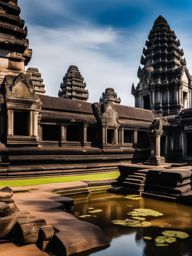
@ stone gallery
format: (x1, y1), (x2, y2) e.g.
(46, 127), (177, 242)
(1, 1), (192, 256)
(0, 2), (192, 177)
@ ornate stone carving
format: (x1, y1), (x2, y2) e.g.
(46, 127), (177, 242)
(0, 0), (32, 85)
(27, 68), (46, 95)
(58, 65), (89, 101)
(133, 15), (192, 115)
(100, 88), (121, 104)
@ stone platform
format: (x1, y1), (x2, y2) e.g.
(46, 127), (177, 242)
(110, 163), (192, 203)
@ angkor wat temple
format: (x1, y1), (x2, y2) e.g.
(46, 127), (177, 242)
(0, 0), (192, 178)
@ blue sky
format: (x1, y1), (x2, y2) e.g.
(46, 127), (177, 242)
(19, 0), (192, 105)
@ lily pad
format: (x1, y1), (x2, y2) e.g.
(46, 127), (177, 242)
(124, 195), (142, 201)
(155, 243), (169, 247)
(162, 230), (189, 239)
(143, 236), (152, 241)
(88, 207), (94, 210)
(128, 208), (163, 217)
(88, 209), (103, 214)
(112, 218), (151, 228)
(79, 214), (92, 218)
(132, 216), (146, 221)
(155, 236), (167, 244)
(155, 236), (176, 244)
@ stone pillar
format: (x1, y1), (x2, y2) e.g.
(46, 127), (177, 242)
(83, 123), (88, 146)
(33, 111), (38, 137)
(102, 126), (106, 146)
(61, 125), (67, 145)
(155, 130), (161, 159)
(38, 125), (42, 141)
(7, 109), (14, 136)
(120, 128), (124, 146)
(114, 128), (118, 144)
(29, 111), (33, 136)
(134, 130), (138, 146)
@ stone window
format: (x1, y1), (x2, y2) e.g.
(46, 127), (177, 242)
(186, 133), (192, 156)
(143, 95), (151, 109)
(124, 130), (134, 144)
(107, 129), (115, 144)
(161, 135), (166, 156)
(14, 111), (29, 136)
(87, 126), (98, 145)
(67, 124), (82, 142)
(138, 131), (150, 147)
(42, 125), (61, 141)
(183, 91), (188, 108)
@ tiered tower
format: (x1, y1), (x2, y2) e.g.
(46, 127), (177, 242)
(132, 16), (192, 116)
(27, 68), (46, 95)
(58, 65), (89, 101)
(100, 88), (121, 104)
(0, 0), (32, 85)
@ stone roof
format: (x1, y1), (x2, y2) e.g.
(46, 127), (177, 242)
(40, 95), (156, 122)
(115, 105), (156, 122)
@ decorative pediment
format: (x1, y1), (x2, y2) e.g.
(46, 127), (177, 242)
(2, 73), (34, 99)
(92, 101), (119, 127)
(12, 81), (32, 98)
(102, 103), (119, 128)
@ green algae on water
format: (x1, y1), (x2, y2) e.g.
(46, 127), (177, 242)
(143, 236), (152, 241)
(79, 214), (92, 218)
(162, 230), (189, 239)
(132, 216), (146, 221)
(124, 195), (142, 201)
(88, 209), (103, 214)
(112, 218), (151, 228)
(128, 208), (163, 217)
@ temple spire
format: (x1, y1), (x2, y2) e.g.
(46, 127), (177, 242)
(133, 15), (192, 116)
(58, 65), (89, 101)
(0, 0), (32, 85)
(27, 68), (46, 95)
(100, 88), (121, 104)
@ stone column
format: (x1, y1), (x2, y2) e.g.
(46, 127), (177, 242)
(134, 130), (138, 146)
(38, 125), (42, 141)
(61, 125), (67, 145)
(29, 111), (33, 137)
(155, 130), (161, 159)
(120, 128), (124, 146)
(114, 128), (118, 144)
(83, 123), (88, 146)
(7, 109), (14, 136)
(102, 126), (106, 146)
(33, 111), (38, 137)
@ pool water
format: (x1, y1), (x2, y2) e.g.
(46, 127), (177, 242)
(71, 193), (192, 256)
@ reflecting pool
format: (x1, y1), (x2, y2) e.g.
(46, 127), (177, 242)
(71, 193), (192, 256)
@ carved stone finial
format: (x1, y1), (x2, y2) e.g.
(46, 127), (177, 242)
(58, 65), (89, 101)
(100, 88), (121, 104)
(27, 68), (46, 95)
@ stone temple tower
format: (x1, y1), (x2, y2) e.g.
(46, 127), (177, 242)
(58, 65), (89, 101)
(132, 16), (192, 116)
(0, 0), (32, 85)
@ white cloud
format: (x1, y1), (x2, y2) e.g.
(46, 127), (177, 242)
(26, 24), (144, 106)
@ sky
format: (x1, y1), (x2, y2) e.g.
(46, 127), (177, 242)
(19, 0), (192, 106)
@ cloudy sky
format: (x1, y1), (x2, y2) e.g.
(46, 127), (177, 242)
(19, 0), (192, 105)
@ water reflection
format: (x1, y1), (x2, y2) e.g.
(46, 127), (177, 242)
(72, 193), (192, 256)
